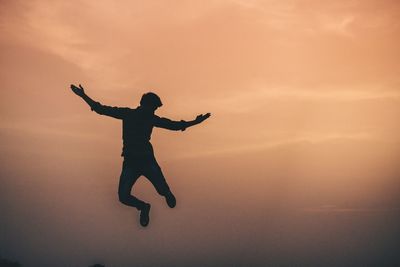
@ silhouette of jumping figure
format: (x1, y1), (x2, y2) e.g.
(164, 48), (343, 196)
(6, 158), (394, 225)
(70, 84), (211, 227)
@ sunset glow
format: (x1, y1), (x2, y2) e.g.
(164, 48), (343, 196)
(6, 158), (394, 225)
(1, 1), (399, 266)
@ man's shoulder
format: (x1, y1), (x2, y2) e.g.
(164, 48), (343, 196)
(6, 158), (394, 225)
(116, 107), (135, 119)
(119, 107), (137, 113)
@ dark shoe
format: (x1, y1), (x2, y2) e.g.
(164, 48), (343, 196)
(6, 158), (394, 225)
(165, 192), (176, 208)
(139, 203), (151, 227)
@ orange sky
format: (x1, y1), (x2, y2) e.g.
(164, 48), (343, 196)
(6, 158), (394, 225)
(1, 1), (400, 267)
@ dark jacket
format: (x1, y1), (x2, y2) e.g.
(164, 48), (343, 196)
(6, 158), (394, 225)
(91, 102), (187, 157)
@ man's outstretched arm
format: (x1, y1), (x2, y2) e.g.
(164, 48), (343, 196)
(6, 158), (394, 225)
(70, 84), (129, 119)
(154, 113), (211, 131)
(70, 84), (99, 110)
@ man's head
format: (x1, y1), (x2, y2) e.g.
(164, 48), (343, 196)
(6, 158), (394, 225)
(140, 92), (162, 112)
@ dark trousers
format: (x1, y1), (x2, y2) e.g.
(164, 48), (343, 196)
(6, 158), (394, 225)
(118, 154), (171, 210)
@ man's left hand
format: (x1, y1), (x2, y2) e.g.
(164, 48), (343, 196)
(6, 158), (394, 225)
(195, 113), (211, 123)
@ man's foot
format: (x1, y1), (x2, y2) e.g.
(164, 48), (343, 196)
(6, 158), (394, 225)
(165, 192), (176, 208)
(139, 203), (151, 227)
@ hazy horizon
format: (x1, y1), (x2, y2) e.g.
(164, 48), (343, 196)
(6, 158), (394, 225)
(1, 0), (399, 266)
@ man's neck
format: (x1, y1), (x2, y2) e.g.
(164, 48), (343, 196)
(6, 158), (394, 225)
(138, 106), (155, 115)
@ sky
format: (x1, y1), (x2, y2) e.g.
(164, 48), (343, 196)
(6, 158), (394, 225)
(0, 0), (399, 266)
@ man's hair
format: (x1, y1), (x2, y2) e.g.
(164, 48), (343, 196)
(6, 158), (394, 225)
(140, 92), (163, 108)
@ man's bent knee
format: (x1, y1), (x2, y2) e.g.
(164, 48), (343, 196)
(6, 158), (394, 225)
(118, 190), (132, 205)
(118, 191), (145, 210)
(118, 192), (129, 205)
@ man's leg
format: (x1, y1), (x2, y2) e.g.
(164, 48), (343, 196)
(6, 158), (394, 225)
(118, 161), (151, 227)
(143, 160), (176, 208)
(118, 162), (146, 209)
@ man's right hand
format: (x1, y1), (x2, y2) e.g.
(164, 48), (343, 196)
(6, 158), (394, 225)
(70, 84), (85, 97)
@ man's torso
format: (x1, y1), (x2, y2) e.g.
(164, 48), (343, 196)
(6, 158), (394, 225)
(122, 108), (156, 157)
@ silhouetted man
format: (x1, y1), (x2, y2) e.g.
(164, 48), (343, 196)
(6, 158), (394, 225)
(70, 84), (211, 227)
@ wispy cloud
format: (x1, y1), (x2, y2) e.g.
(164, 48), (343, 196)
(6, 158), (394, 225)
(176, 132), (375, 159)
(318, 14), (356, 37)
(203, 86), (400, 114)
(302, 204), (400, 213)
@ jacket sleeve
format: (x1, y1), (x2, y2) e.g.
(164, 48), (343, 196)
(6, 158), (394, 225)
(91, 102), (130, 119)
(153, 115), (188, 131)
